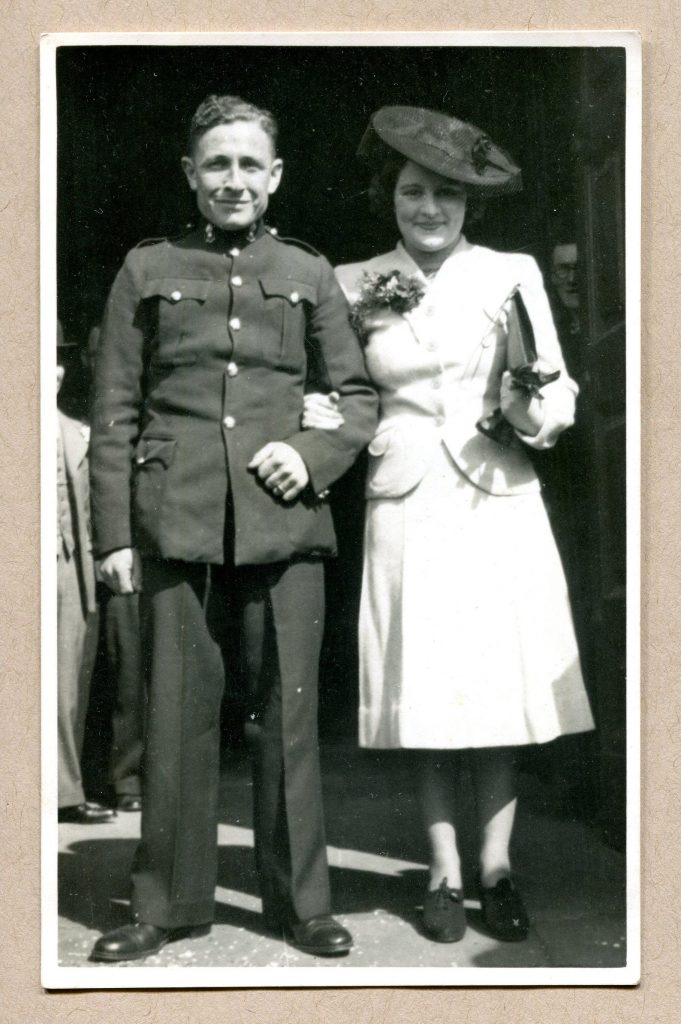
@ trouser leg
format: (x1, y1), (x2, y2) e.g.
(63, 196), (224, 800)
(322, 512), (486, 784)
(104, 591), (145, 797)
(58, 553), (98, 808)
(131, 560), (230, 929)
(240, 559), (331, 925)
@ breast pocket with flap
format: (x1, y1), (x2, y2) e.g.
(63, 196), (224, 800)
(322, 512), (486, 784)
(258, 277), (316, 368)
(142, 278), (212, 365)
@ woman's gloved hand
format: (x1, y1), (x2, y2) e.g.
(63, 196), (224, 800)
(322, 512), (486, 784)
(301, 391), (345, 430)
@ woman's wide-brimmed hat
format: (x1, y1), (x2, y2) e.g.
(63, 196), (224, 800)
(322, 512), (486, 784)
(358, 106), (522, 197)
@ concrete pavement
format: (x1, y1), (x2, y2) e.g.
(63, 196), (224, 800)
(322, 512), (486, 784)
(56, 741), (627, 971)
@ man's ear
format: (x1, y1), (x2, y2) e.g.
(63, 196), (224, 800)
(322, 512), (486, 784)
(181, 155), (197, 192)
(268, 158), (284, 196)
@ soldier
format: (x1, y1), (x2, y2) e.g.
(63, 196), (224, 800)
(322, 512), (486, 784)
(89, 95), (378, 961)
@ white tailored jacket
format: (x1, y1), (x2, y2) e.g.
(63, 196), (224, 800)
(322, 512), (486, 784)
(335, 237), (578, 499)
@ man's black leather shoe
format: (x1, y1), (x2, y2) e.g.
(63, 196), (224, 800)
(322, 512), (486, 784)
(117, 794), (142, 812)
(283, 915), (353, 956)
(58, 802), (116, 824)
(90, 922), (211, 962)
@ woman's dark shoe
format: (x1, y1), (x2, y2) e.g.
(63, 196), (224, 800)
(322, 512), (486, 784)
(422, 878), (466, 942)
(478, 876), (530, 942)
(90, 922), (211, 961)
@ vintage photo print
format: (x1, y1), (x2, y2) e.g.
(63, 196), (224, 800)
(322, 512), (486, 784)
(41, 31), (640, 989)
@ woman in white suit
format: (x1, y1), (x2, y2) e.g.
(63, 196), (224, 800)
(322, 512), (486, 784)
(305, 107), (595, 943)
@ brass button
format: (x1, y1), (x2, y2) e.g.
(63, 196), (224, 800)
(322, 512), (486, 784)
(431, 378), (442, 390)
(290, 291), (300, 304)
(170, 290), (182, 302)
(232, 275), (243, 287)
(223, 416), (236, 429)
(136, 456), (146, 464)
(227, 362), (238, 378)
(229, 247), (240, 257)
(229, 317), (241, 330)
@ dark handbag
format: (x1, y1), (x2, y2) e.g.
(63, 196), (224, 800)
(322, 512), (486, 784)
(476, 288), (560, 447)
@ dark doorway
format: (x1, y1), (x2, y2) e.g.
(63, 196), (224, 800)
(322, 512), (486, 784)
(57, 45), (589, 335)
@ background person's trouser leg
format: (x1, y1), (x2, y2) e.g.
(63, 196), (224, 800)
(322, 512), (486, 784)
(104, 591), (145, 798)
(58, 552), (98, 808)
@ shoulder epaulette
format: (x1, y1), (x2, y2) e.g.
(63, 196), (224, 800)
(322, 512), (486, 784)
(135, 223), (195, 249)
(266, 225), (321, 257)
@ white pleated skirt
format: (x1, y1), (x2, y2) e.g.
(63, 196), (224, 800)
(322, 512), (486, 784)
(358, 442), (595, 749)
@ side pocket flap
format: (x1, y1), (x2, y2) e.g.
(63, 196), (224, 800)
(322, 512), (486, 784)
(134, 437), (177, 468)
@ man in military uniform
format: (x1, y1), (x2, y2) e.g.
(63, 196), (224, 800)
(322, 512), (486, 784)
(89, 95), (378, 961)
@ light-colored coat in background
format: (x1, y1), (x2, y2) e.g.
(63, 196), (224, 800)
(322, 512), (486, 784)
(58, 411), (98, 807)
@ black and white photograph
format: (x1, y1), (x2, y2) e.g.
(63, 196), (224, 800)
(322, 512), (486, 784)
(41, 31), (640, 988)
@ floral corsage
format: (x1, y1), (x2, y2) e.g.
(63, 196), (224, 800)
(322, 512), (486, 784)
(350, 270), (426, 344)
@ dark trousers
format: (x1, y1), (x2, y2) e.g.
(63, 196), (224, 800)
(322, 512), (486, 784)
(131, 557), (331, 930)
(101, 590), (145, 797)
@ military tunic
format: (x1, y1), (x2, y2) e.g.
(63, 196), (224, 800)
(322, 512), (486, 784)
(91, 221), (377, 565)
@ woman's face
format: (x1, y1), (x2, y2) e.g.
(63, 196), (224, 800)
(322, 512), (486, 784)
(394, 161), (467, 258)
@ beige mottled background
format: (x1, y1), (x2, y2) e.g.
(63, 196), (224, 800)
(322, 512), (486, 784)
(1, 3), (676, 1021)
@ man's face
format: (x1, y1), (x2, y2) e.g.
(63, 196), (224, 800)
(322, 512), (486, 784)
(551, 242), (579, 311)
(181, 121), (283, 232)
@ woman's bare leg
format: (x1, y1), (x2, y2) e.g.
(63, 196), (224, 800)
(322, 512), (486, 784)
(419, 752), (462, 890)
(472, 747), (517, 887)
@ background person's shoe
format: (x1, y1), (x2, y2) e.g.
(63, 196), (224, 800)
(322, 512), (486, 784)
(283, 915), (353, 956)
(478, 876), (530, 942)
(90, 922), (211, 961)
(58, 802), (116, 824)
(117, 794), (142, 812)
(422, 877), (466, 942)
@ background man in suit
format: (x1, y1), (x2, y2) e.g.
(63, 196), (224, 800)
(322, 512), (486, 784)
(89, 95), (377, 961)
(57, 325), (116, 824)
(82, 325), (145, 815)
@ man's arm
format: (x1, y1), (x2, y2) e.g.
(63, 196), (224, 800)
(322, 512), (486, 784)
(280, 257), (379, 496)
(90, 252), (146, 558)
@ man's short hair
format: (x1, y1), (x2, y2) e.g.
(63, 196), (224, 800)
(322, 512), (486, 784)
(188, 95), (279, 155)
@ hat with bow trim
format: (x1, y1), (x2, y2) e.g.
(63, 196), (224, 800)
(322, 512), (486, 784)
(357, 106), (522, 197)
